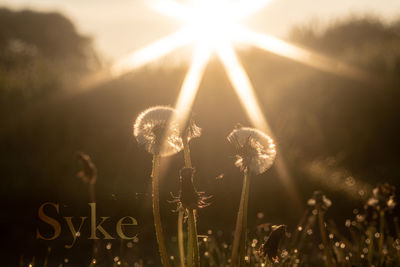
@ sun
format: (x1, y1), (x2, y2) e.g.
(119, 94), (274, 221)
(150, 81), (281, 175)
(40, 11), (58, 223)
(157, 0), (241, 48)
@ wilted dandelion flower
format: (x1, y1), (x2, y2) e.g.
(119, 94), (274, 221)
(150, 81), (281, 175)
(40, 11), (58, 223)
(182, 117), (202, 142)
(170, 167), (211, 211)
(134, 106), (183, 156)
(227, 127), (276, 175)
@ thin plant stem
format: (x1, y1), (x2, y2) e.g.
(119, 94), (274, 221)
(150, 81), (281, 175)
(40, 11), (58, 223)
(89, 182), (98, 260)
(239, 171), (251, 266)
(318, 210), (334, 267)
(183, 137), (200, 267)
(43, 247), (51, 267)
(379, 210), (385, 263)
(188, 209), (200, 267)
(231, 170), (250, 266)
(181, 137), (191, 267)
(178, 209), (186, 267)
(187, 215), (194, 267)
(152, 154), (170, 267)
(183, 138), (192, 168)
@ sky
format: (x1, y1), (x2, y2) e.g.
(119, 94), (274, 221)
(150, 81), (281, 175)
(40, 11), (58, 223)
(1, 0), (399, 61)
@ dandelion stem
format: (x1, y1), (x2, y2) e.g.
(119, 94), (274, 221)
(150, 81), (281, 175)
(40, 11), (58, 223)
(183, 136), (199, 266)
(231, 170), (250, 266)
(318, 210), (334, 267)
(89, 182), (98, 260)
(178, 209), (186, 267)
(239, 171), (250, 266)
(152, 154), (170, 267)
(188, 209), (200, 267)
(378, 210), (385, 262)
(187, 214), (194, 267)
(183, 138), (192, 168)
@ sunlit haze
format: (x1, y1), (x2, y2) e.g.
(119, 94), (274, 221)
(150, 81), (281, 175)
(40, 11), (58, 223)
(1, 0), (399, 60)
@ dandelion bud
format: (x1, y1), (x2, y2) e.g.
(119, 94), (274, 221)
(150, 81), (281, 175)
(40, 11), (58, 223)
(133, 106), (184, 156)
(227, 127), (276, 175)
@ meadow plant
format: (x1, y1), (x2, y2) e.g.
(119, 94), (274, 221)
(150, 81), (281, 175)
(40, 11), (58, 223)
(227, 127), (276, 266)
(180, 118), (203, 267)
(134, 106), (185, 267)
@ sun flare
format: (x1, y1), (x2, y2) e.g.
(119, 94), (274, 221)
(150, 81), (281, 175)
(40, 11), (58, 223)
(112, 0), (367, 131)
(111, 0), (369, 205)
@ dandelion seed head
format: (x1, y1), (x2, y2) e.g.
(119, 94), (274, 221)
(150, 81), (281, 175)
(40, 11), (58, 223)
(134, 106), (183, 156)
(227, 127), (276, 175)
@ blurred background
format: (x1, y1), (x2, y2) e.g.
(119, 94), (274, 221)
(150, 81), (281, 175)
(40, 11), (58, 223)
(0, 0), (400, 265)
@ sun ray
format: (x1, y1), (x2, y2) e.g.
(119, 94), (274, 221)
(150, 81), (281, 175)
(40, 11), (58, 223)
(174, 43), (212, 131)
(238, 27), (371, 81)
(111, 27), (194, 77)
(216, 42), (270, 134)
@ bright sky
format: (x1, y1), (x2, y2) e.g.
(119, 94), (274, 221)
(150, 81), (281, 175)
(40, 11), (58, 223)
(1, 0), (399, 60)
